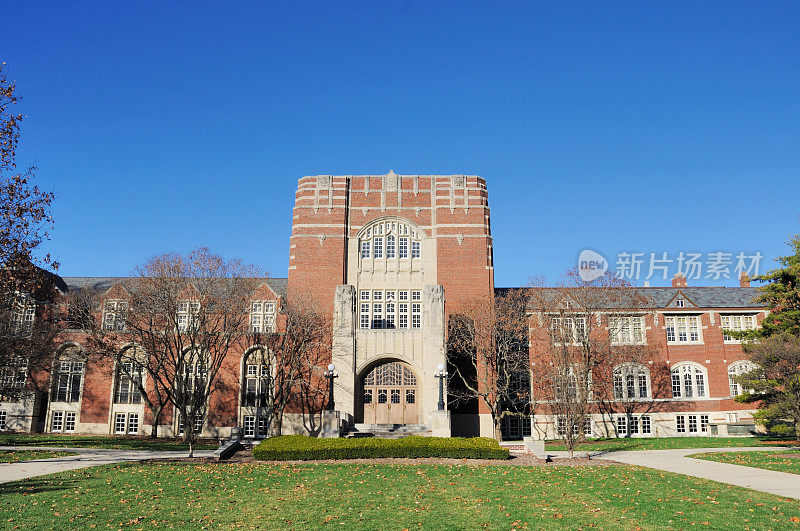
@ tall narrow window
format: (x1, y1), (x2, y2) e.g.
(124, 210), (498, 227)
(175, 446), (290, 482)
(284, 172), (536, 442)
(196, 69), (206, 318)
(53, 356), (84, 403)
(399, 237), (408, 258)
(373, 237), (383, 259)
(386, 235), (395, 258)
(411, 303), (421, 329)
(360, 241), (370, 259)
(411, 241), (421, 258)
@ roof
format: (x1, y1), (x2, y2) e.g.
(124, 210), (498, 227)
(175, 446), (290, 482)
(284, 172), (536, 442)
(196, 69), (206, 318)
(61, 277), (289, 298)
(496, 286), (765, 310)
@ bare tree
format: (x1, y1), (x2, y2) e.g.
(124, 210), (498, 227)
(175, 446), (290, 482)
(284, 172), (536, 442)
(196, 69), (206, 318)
(100, 248), (260, 456)
(448, 288), (532, 441)
(264, 298), (330, 436)
(530, 270), (644, 456)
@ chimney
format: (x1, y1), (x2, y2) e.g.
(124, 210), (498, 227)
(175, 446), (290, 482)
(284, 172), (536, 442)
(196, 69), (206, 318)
(739, 271), (751, 288)
(672, 273), (687, 288)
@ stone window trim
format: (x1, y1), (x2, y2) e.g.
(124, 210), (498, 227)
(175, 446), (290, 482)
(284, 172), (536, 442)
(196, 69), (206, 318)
(612, 363), (651, 400)
(670, 362), (709, 399)
(720, 314), (758, 342)
(608, 315), (647, 345)
(664, 315), (703, 344)
(357, 218), (424, 262)
(728, 361), (758, 397)
(249, 300), (277, 334)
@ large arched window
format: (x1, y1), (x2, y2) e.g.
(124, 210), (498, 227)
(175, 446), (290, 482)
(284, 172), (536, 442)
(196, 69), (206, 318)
(359, 219), (422, 261)
(613, 364), (650, 400)
(52, 345), (85, 403)
(728, 361), (757, 397)
(670, 363), (708, 398)
(114, 347), (145, 404)
(241, 348), (273, 438)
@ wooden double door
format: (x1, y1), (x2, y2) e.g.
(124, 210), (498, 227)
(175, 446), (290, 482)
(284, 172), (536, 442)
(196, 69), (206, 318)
(362, 361), (419, 425)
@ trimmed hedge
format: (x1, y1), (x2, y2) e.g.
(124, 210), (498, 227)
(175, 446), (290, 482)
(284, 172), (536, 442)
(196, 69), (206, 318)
(253, 435), (509, 461)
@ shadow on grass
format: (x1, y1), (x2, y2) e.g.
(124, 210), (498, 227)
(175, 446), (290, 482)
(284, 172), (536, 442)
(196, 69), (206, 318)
(0, 476), (80, 496)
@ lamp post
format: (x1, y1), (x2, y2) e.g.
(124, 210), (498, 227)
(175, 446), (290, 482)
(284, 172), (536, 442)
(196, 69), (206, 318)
(434, 363), (448, 411)
(324, 363), (338, 412)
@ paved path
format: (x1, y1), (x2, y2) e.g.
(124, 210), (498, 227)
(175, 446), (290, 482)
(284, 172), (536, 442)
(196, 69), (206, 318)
(0, 446), (216, 484)
(594, 447), (800, 500)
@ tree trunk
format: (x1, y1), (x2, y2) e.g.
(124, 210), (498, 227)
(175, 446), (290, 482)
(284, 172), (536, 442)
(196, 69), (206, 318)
(150, 404), (162, 438)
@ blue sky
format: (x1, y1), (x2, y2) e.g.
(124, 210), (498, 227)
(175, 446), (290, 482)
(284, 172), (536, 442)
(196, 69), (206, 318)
(3, 2), (799, 286)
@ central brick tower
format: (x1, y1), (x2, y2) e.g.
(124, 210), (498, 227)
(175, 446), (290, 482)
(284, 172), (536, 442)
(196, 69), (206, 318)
(287, 173), (494, 435)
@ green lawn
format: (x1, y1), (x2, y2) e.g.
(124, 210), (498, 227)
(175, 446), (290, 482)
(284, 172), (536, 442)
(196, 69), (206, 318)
(0, 433), (218, 452)
(546, 436), (794, 452)
(691, 450), (800, 475)
(1, 462), (799, 529)
(0, 450), (77, 463)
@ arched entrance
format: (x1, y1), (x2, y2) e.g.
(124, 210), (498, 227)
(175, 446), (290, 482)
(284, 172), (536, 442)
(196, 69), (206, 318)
(361, 361), (419, 425)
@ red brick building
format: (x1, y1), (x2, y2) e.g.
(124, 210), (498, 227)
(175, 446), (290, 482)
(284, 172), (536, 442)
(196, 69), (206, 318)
(0, 174), (764, 440)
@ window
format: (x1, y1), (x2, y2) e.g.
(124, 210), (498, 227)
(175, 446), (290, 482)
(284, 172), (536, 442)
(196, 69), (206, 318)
(51, 411), (64, 432)
(671, 364), (707, 398)
(53, 355), (84, 403)
(641, 415), (651, 435)
(177, 301), (200, 332)
(114, 361), (143, 404)
(612, 365), (650, 399)
(721, 315), (757, 341)
(501, 416), (532, 440)
(0, 357), (27, 394)
(629, 416), (639, 434)
(243, 350), (271, 408)
(386, 235), (395, 258)
(250, 301), (276, 333)
(728, 362), (757, 397)
(676, 298), (685, 308)
(243, 416), (255, 437)
(115, 413), (126, 434)
(665, 316), (701, 343)
(359, 290), (421, 329)
(616, 415), (627, 435)
(609, 316), (645, 344)
(0, 411), (5, 431)
(359, 220), (422, 261)
(676, 414), (707, 434)
(555, 417), (589, 439)
(10, 295), (35, 335)
(399, 237), (408, 259)
(550, 317), (587, 344)
(102, 300), (128, 331)
(177, 413), (204, 436)
(127, 413), (139, 434)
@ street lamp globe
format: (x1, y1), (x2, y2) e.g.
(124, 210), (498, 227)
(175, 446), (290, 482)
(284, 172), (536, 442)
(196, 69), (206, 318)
(328, 363), (335, 372)
(437, 363), (445, 373)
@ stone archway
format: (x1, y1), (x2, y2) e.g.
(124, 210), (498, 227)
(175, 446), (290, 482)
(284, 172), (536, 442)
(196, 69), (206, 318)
(360, 361), (419, 425)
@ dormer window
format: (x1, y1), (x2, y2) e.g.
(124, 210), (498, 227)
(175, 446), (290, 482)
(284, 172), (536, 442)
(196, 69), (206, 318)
(177, 301), (200, 332)
(103, 300), (128, 331)
(250, 301), (276, 333)
(676, 298), (685, 308)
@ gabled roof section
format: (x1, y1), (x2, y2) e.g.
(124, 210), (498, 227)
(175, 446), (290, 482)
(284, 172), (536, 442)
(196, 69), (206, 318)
(499, 286), (764, 310)
(665, 290), (698, 308)
(62, 277), (289, 298)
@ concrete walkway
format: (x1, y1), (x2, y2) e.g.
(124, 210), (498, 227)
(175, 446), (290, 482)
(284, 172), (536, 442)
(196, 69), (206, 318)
(593, 447), (800, 500)
(0, 446), (216, 484)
